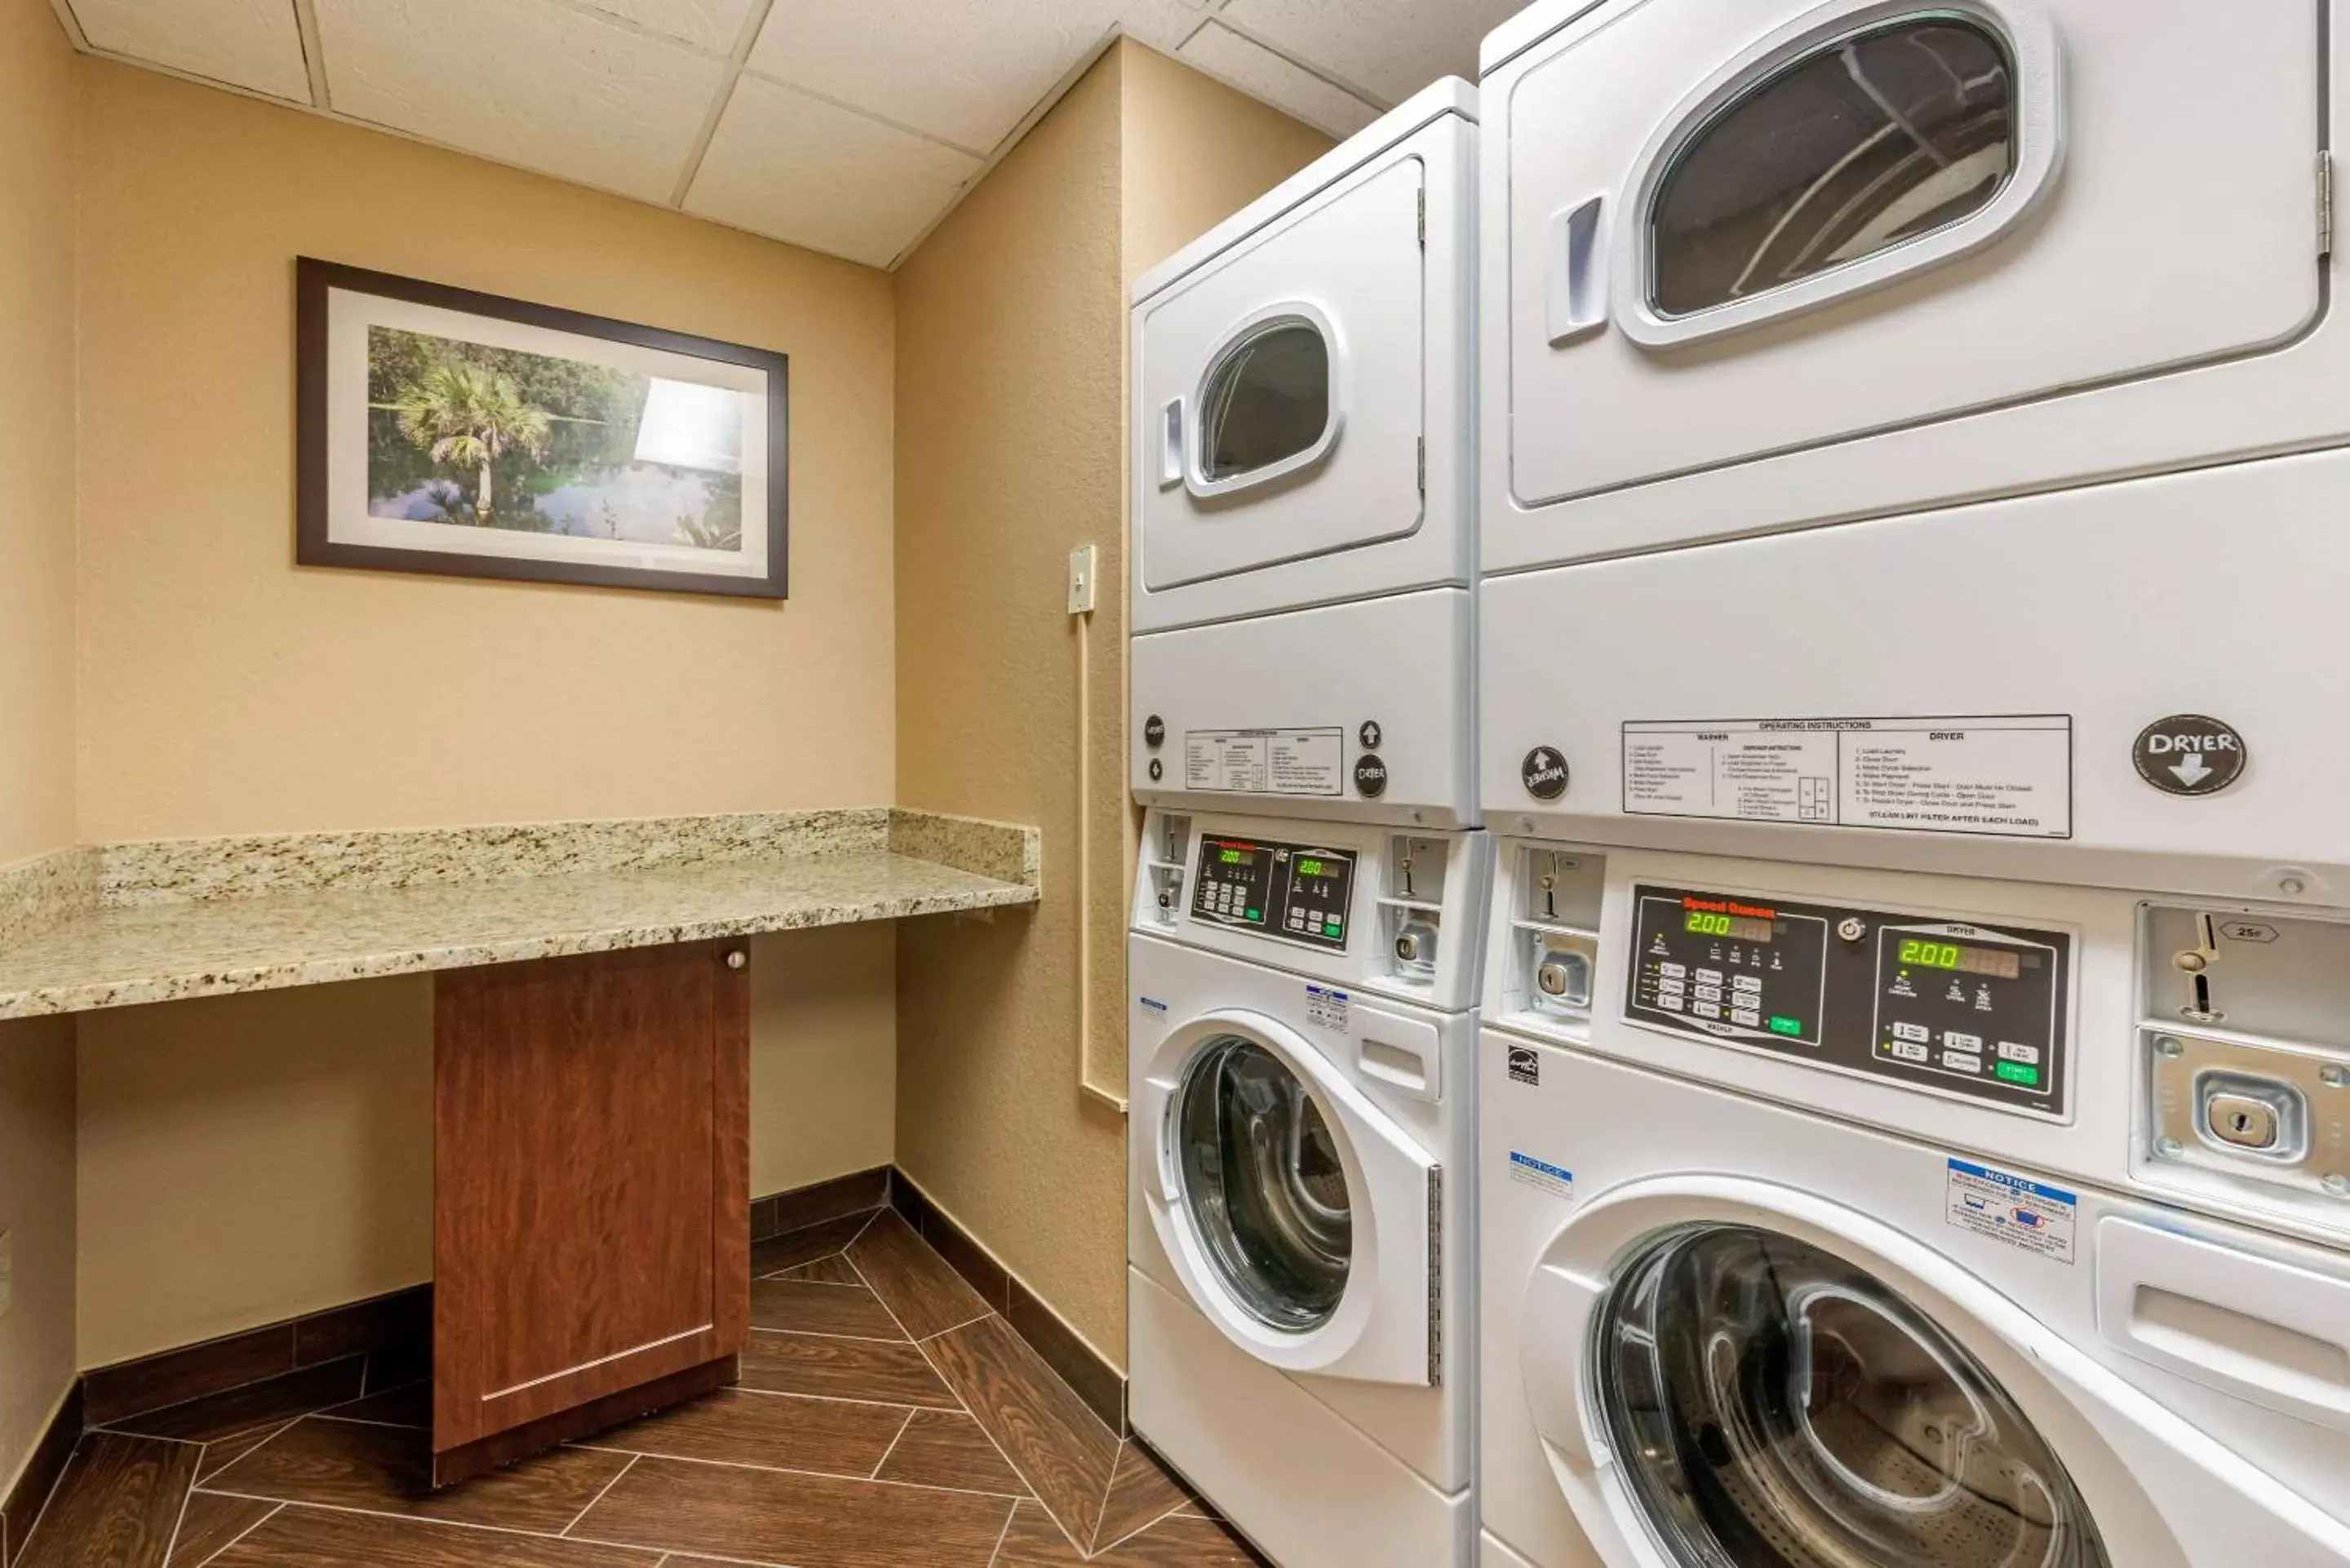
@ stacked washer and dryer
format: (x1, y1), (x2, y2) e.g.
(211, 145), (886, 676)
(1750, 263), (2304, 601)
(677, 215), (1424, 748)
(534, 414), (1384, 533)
(1123, 82), (1489, 1568)
(1471, 2), (2350, 1568)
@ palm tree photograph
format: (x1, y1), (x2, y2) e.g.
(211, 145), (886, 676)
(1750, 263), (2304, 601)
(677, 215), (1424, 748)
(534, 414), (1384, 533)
(366, 325), (746, 552)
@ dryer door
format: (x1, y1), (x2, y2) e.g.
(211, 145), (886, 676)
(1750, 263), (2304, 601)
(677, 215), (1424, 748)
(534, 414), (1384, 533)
(1514, 1176), (2350, 1568)
(1500, 0), (2321, 522)
(1137, 1010), (1438, 1385)
(1136, 156), (1427, 593)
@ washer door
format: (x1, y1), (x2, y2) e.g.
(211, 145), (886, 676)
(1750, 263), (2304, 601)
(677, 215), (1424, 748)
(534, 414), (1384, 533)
(1594, 1225), (2106, 1568)
(1137, 1009), (1439, 1384)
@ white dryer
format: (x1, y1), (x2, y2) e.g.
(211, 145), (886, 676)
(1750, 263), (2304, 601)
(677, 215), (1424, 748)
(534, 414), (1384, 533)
(1127, 809), (1488, 1568)
(1474, 0), (2350, 905)
(1474, 835), (2350, 1568)
(1130, 81), (1479, 828)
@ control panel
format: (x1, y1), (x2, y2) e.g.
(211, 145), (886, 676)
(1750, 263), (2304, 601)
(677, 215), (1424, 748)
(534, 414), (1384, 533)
(1191, 834), (1358, 952)
(1625, 884), (2071, 1115)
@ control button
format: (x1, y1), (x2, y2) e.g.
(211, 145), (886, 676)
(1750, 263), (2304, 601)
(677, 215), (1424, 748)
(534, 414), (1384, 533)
(1730, 1008), (1761, 1028)
(1659, 963), (1687, 979)
(1892, 1021), (1931, 1043)
(1767, 1016), (1803, 1036)
(1692, 1001), (1723, 1020)
(1656, 994), (1687, 1012)
(1696, 968), (1724, 986)
(1731, 975), (1762, 994)
(1998, 1041), (2041, 1065)
(1994, 1061), (2043, 1087)
(1941, 1051), (1984, 1074)
(1692, 984), (1722, 1003)
(1944, 1030), (1984, 1052)
(1890, 1040), (1931, 1063)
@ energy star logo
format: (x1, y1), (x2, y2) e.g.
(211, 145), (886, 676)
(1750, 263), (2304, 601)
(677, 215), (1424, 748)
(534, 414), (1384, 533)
(1507, 1047), (1540, 1086)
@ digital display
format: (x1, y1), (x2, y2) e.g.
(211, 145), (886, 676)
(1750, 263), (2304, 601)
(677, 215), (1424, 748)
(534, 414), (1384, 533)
(1191, 835), (1355, 952)
(1897, 938), (2022, 981)
(1218, 848), (1256, 866)
(1296, 858), (1328, 877)
(1685, 910), (1773, 943)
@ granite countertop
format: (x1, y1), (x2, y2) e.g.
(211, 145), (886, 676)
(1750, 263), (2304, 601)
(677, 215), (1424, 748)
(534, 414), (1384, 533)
(0, 809), (1040, 1021)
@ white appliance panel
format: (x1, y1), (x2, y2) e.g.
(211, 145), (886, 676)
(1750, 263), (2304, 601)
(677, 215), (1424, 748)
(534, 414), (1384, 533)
(1134, 587), (1477, 829)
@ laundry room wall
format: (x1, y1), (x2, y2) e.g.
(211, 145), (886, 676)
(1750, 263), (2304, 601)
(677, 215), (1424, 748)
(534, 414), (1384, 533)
(66, 61), (903, 1368)
(0, 0), (82, 1511)
(893, 38), (1330, 1368)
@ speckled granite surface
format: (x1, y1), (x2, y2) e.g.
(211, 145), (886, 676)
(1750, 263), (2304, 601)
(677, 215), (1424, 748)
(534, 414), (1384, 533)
(0, 810), (1041, 1021)
(0, 848), (95, 948)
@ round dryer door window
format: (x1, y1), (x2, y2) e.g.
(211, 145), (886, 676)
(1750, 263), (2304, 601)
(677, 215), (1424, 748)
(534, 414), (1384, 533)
(1594, 1225), (2109, 1568)
(1172, 1035), (1352, 1331)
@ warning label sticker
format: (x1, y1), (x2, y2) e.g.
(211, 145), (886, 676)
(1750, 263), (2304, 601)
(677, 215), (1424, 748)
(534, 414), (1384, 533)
(1183, 729), (1343, 796)
(1305, 984), (1349, 1033)
(1944, 1158), (2077, 1264)
(1622, 716), (2070, 839)
(1507, 1152), (1575, 1202)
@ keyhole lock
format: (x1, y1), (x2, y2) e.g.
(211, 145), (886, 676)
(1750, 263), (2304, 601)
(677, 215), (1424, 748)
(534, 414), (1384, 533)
(1836, 916), (1868, 943)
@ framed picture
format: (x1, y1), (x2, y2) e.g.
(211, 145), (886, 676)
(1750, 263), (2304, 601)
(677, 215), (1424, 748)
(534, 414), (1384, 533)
(296, 258), (787, 599)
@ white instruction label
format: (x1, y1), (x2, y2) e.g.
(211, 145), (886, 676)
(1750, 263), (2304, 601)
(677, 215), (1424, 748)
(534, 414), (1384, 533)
(1183, 728), (1343, 796)
(1507, 1152), (1575, 1202)
(1623, 716), (2071, 839)
(1944, 1158), (2077, 1264)
(1305, 983), (1350, 1032)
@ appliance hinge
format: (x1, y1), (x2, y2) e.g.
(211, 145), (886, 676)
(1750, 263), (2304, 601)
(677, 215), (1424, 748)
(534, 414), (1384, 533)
(1417, 188), (1426, 248)
(2321, 150), (2334, 259)
(1417, 436), (1426, 494)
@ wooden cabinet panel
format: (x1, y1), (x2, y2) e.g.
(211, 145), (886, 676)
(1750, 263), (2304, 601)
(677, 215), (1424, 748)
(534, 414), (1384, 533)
(433, 941), (749, 1481)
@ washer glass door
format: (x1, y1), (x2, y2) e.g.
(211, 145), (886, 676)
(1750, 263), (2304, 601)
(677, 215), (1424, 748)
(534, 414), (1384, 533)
(1595, 1225), (2109, 1568)
(1172, 1034), (1353, 1331)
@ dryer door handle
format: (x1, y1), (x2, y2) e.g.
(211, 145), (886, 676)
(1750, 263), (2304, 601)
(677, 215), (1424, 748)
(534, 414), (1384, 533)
(1159, 397), (1186, 489)
(2096, 1216), (2350, 1432)
(1545, 194), (1608, 347)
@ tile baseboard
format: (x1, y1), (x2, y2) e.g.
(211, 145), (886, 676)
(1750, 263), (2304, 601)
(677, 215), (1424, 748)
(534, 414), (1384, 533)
(0, 1381), (82, 1568)
(752, 1166), (891, 1243)
(871, 1168), (1127, 1436)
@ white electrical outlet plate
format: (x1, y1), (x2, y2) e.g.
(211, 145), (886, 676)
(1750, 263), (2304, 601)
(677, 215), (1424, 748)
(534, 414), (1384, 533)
(1068, 543), (1097, 615)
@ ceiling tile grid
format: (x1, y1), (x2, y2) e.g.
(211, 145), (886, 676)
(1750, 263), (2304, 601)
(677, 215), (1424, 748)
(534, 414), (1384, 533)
(56, 0), (1501, 266)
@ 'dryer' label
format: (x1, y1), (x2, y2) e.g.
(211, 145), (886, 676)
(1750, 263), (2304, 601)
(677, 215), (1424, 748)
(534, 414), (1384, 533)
(1305, 984), (1349, 1032)
(1183, 729), (1343, 796)
(1622, 716), (2072, 839)
(1944, 1158), (2077, 1264)
(1508, 1152), (1575, 1201)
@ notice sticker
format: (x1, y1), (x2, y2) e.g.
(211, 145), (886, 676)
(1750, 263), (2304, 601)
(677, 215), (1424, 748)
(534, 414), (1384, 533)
(1182, 729), (1344, 796)
(1623, 716), (2071, 839)
(1944, 1158), (2077, 1264)
(1305, 984), (1350, 1033)
(1508, 1152), (1575, 1201)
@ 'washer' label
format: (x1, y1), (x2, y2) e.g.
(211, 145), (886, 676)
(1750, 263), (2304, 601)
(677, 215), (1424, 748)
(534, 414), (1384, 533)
(1623, 716), (2072, 839)
(1944, 1158), (2077, 1264)
(1183, 729), (1342, 796)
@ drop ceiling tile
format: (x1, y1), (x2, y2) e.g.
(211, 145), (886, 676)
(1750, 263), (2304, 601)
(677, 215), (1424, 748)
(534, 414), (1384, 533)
(316, 0), (724, 204)
(747, 0), (1195, 155)
(1177, 21), (1379, 140)
(69, 0), (313, 102)
(685, 75), (981, 267)
(570, 0), (752, 55)
(1221, 0), (1524, 104)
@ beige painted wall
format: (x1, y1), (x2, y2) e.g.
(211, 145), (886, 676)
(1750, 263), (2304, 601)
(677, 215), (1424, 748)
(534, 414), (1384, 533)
(0, 0), (78, 869)
(893, 41), (1328, 1368)
(75, 924), (893, 1368)
(0, 0), (82, 1501)
(74, 62), (898, 842)
(64, 65), (904, 1366)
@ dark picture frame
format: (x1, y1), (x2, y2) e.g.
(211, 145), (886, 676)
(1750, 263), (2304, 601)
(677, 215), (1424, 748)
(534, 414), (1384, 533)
(296, 257), (789, 600)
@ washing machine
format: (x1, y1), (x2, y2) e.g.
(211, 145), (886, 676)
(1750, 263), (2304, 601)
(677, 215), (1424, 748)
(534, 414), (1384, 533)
(1474, 0), (2350, 906)
(1474, 835), (2350, 1568)
(1127, 808), (1488, 1567)
(1130, 79), (1479, 829)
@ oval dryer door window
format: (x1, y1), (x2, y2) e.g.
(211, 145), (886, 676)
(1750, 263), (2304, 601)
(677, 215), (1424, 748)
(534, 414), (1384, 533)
(1594, 1225), (2111, 1568)
(1650, 16), (2017, 319)
(1172, 1034), (1353, 1331)
(1195, 319), (1334, 489)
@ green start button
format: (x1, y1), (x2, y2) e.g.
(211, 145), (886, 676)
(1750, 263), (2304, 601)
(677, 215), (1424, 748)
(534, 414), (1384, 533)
(1767, 1016), (1803, 1036)
(1995, 1060), (2042, 1086)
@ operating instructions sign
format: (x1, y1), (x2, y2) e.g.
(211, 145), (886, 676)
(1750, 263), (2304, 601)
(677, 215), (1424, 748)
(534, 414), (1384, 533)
(1621, 715), (2072, 839)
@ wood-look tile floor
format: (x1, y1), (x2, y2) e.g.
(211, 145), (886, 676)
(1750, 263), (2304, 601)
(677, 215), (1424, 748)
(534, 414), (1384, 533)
(19, 1208), (1259, 1568)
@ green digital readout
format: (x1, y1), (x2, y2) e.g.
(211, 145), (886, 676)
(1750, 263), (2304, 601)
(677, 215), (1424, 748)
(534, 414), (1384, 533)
(1297, 859), (1327, 877)
(1685, 910), (1773, 942)
(1898, 938), (2022, 980)
(1218, 848), (1254, 866)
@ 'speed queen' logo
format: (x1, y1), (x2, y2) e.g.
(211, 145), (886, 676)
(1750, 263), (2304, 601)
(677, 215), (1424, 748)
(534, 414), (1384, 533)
(1522, 747), (1569, 800)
